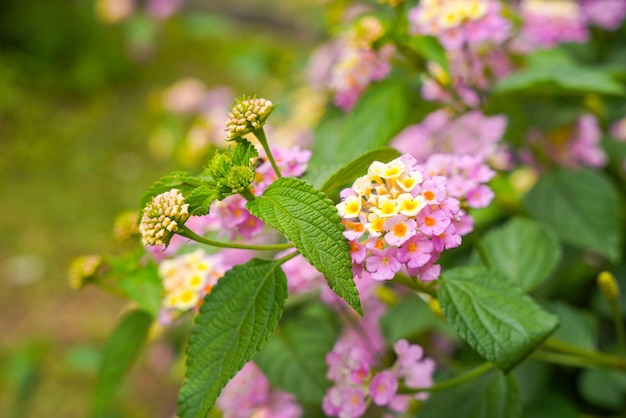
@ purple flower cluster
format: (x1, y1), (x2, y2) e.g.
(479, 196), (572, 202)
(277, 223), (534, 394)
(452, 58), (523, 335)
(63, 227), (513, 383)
(408, 0), (510, 50)
(323, 337), (435, 418)
(337, 155), (476, 282)
(217, 362), (302, 418)
(393, 109), (509, 169)
(512, 0), (589, 52)
(523, 113), (607, 170)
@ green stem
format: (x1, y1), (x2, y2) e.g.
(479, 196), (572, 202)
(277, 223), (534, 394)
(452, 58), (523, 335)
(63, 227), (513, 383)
(275, 249), (299, 264)
(610, 300), (626, 353)
(392, 274), (438, 298)
(178, 225), (292, 251)
(542, 338), (626, 370)
(531, 350), (601, 369)
(400, 362), (494, 394)
(253, 128), (282, 179)
(239, 188), (256, 202)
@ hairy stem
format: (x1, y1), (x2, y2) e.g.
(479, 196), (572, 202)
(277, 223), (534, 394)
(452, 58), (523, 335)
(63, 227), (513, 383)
(254, 128), (282, 179)
(178, 225), (292, 251)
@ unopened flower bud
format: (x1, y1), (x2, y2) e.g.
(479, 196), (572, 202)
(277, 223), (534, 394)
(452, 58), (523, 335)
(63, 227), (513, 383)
(139, 189), (190, 246)
(113, 210), (140, 242)
(428, 298), (445, 320)
(598, 271), (620, 303)
(68, 255), (102, 289)
(225, 97), (275, 139)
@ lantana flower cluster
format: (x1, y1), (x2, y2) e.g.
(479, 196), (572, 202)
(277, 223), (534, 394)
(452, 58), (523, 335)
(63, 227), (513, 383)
(217, 362), (302, 418)
(206, 145), (311, 240)
(139, 188), (190, 246)
(513, 0), (588, 52)
(408, 0), (510, 50)
(337, 155), (472, 282)
(157, 249), (227, 324)
(323, 337), (435, 418)
(523, 113), (607, 170)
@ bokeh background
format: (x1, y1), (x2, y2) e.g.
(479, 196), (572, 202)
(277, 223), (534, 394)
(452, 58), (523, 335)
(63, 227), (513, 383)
(0, 0), (324, 416)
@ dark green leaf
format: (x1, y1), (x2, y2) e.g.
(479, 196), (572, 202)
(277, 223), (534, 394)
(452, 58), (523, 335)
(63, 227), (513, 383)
(93, 310), (152, 418)
(438, 267), (559, 372)
(523, 393), (579, 418)
(309, 80), (409, 169)
(524, 169), (622, 263)
(479, 217), (561, 292)
(579, 368), (626, 410)
(320, 147), (402, 193)
(247, 177), (362, 314)
(177, 259), (287, 418)
(140, 171), (204, 211)
(255, 308), (338, 403)
(417, 369), (522, 418)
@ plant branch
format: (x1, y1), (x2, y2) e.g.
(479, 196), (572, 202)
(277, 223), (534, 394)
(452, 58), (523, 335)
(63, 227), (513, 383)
(178, 225), (292, 251)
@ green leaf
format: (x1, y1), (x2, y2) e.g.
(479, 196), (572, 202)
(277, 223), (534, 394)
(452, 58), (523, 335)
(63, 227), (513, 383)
(177, 259), (287, 418)
(579, 368), (626, 410)
(417, 369), (522, 418)
(187, 185), (220, 216)
(523, 169), (622, 263)
(479, 217), (561, 292)
(319, 147), (402, 193)
(409, 35), (449, 74)
(309, 80), (409, 169)
(93, 310), (152, 418)
(493, 49), (624, 96)
(105, 252), (163, 317)
(380, 294), (443, 343)
(246, 177), (362, 314)
(254, 307), (338, 403)
(544, 301), (598, 350)
(438, 266), (559, 372)
(523, 393), (579, 418)
(140, 171), (204, 211)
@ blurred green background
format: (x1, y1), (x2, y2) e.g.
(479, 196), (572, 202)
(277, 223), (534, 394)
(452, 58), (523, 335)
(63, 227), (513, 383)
(0, 0), (322, 416)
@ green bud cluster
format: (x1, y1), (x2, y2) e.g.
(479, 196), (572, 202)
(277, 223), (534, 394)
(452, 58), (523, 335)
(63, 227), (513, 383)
(225, 97), (274, 139)
(139, 188), (190, 246)
(206, 139), (259, 198)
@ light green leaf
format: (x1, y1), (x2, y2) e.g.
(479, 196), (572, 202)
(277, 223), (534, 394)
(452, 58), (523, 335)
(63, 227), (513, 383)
(523, 169), (622, 263)
(309, 80), (409, 169)
(93, 310), (152, 418)
(479, 217), (561, 292)
(247, 177), (362, 314)
(409, 35), (449, 74)
(545, 301), (598, 350)
(494, 49), (624, 96)
(140, 171), (204, 211)
(438, 266), (559, 372)
(187, 185), (220, 216)
(417, 369), (522, 418)
(320, 147), (402, 193)
(105, 252), (162, 317)
(177, 259), (287, 418)
(255, 307), (338, 403)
